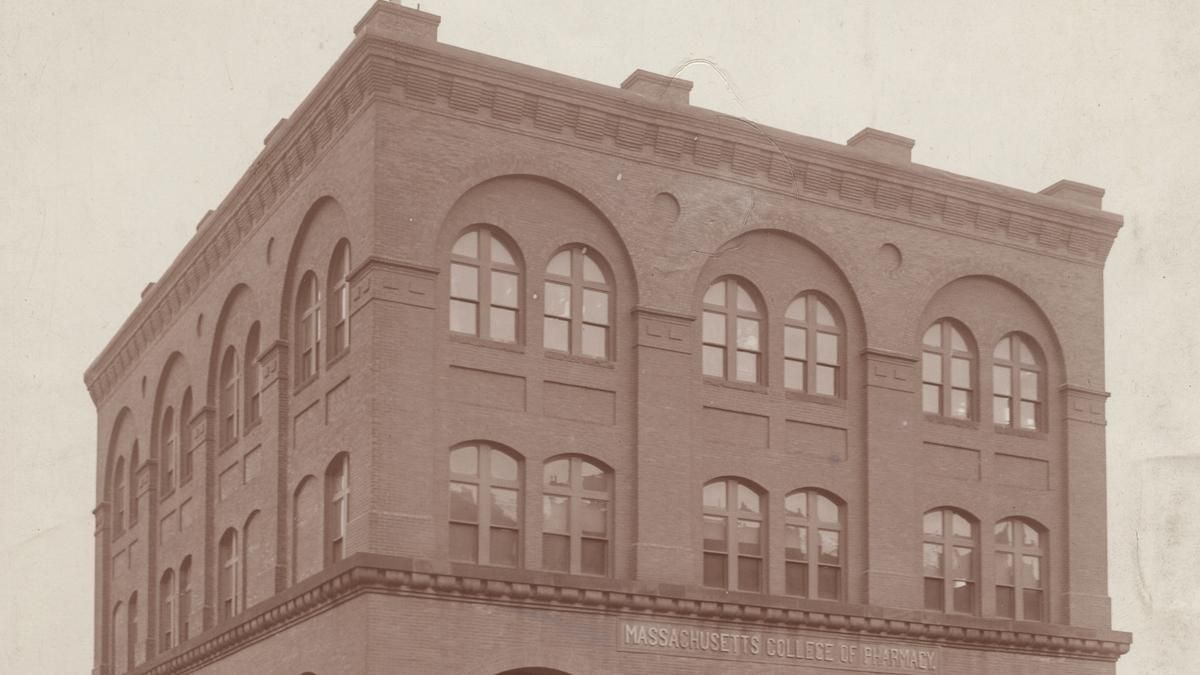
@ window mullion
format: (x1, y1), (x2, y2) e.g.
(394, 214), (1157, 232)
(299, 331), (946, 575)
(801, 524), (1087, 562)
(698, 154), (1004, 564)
(571, 256), (583, 354)
(570, 493), (582, 575)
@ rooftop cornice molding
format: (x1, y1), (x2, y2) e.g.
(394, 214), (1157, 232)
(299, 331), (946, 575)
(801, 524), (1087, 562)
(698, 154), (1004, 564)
(84, 27), (1124, 407)
(134, 555), (1131, 674)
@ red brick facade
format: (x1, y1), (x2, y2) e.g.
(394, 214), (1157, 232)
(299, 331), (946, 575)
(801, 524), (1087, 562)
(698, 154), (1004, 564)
(86, 3), (1130, 673)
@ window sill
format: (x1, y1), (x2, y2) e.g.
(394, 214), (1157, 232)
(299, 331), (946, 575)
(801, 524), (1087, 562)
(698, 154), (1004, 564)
(243, 418), (263, 436)
(785, 389), (847, 408)
(545, 350), (615, 369)
(219, 438), (238, 455)
(326, 347), (350, 370)
(160, 487), (176, 502)
(293, 374), (319, 396)
(994, 425), (1048, 441)
(924, 413), (979, 430)
(704, 376), (768, 395)
(449, 332), (526, 354)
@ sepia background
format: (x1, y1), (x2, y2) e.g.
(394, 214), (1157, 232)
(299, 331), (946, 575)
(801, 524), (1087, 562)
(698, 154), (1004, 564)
(1, 1), (1196, 672)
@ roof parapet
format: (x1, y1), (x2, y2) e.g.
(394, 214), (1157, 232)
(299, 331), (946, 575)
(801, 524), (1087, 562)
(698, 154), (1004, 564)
(1039, 179), (1105, 210)
(354, 1), (440, 44)
(620, 69), (693, 106)
(846, 127), (915, 165)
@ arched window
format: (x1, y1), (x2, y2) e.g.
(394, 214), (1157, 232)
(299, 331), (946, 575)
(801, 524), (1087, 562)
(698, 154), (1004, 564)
(449, 227), (521, 343)
(220, 346), (241, 447)
(180, 389), (194, 484)
(178, 556), (192, 643)
(543, 246), (612, 359)
(161, 407), (177, 492)
(111, 601), (123, 673)
(993, 334), (1044, 431)
(245, 323), (261, 430)
(784, 490), (843, 599)
(328, 241), (351, 359)
(922, 320), (975, 419)
(159, 569), (175, 653)
(702, 478), (764, 592)
(542, 456), (611, 576)
(296, 271), (322, 382)
(127, 591), (138, 668)
(449, 443), (522, 567)
(325, 454), (349, 565)
(784, 293), (843, 396)
(923, 507), (977, 614)
(702, 278), (764, 383)
(112, 457), (126, 537)
(995, 518), (1046, 620)
(128, 443), (139, 526)
(218, 528), (240, 620)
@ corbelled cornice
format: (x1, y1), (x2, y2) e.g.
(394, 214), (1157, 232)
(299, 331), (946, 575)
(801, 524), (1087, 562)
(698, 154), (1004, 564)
(85, 27), (1123, 406)
(136, 555), (1130, 674)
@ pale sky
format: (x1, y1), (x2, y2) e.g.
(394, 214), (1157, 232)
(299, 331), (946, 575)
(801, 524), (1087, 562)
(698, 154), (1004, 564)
(2, 1), (1197, 673)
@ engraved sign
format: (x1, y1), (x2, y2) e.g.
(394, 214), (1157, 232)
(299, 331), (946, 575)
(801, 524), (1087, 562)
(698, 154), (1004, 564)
(617, 620), (941, 673)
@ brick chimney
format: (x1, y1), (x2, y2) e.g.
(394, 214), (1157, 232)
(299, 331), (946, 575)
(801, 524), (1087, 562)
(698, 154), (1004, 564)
(620, 69), (693, 106)
(1039, 179), (1105, 209)
(354, 1), (440, 44)
(846, 127), (915, 165)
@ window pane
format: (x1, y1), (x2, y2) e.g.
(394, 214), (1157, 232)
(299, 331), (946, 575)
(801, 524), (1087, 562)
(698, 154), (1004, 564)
(582, 253), (605, 283)
(786, 561), (808, 596)
(994, 366), (1012, 395)
(817, 332), (838, 365)
(785, 298), (805, 321)
(489, 528), (518, 567)
(1023, 589), (1045, 621)
(735, 284), (756, 311)
(703, 282), (725, 307)
(703, 553), (727, 588)
(581, 538), (607, 575)
(922, 353), (942, 383)
(449, 523), (478, 562)
(994, 396), (1012, 426)
(449, 482), (478, 522)
(702, 312), (726, 345)
(489, 307), (517, 342)
(785, 492), (808, 518)
(544, 317), (569, 352)
(491, 271), (519, 308)
(452, 231), (478, 258)
(924, 578), (944, 610)
(735, 351), (758, 383)
(580, 462), (609, 492)
(818, 565), (840, 599)
(950, 327), (968, 352)
(1020, 401), (1038, 430)
(736, 318), (759, 351)
(994, 336), (1011, 360)
(996, 552), (1015, 585)
(543, 533), (569, 572)
(738, 556), (762, 592)
(785, 326), (807, 359)
(815, 299), (835, 327)
(736, 484), (760, 513)
(996, 586), (1015, 618)
(490, 451), (518, 481)
(546, 250), (571, 277)
(953, 546), (974, 579)
(818, 530), (840, 563)
(703, 481), (727, 509)
(923, 543), (944, 575)
(951, 357), (971, 388)
(1022, 555), (1042, 587)
(702, 515), (727, 551)
(582, 289), (608, 325)
(952, 513), (973, 538)
(450, 446), (478, 476)
(816, 366), (836, 396)
(1021, 371), (1040, 401)
(450, 263), (478, 300)
(490, 487), (519, 527)
(1023, 525), (1040, 549)
(542, 495), (568, 533)
(923, 324), (941, 347)
(544, 459), (570, 487)
(450, 299), (477, 335)
(702, 345), (725, 378)
(952, 580), (974, 613)
(923, 384), (940, 414)
(785, 524), (808, 560)
(995, 520), (1013, 546)
(950, 389), (970, 418)
(490, 237), (515, 265)
(816, 495), (839, 523)
(737, 519), (761, 555)
(544, 282), (571, 318)
(581, 324), (607, 359)
(1019, 340), (1037, 366)
(923, 511), (944, 537)
(581, 499), (607, 536)
(785, 360), (805, 390)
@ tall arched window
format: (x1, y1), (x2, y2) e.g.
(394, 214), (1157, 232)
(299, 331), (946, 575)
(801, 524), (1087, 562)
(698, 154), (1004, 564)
(784, 293), (843, 396)
(245, 323), (261, 430)
(328, 241), (351, 359)
(449, 227), (521, 343)
(178, 556), (191, 643)
(180, 389), (194, 484)
(702, 478), (764, 592)
(296, 271), (322, 382)
(127, 591), (138, 668)
(325, 454), (349, 565)
(543, 246), (612, 359)
(995, 518), (1046, 621)
(159, 568), (175, 653)
(448, 443), (522, 567)
(128, 443), (139, 526)
(542, 456), (611, 576)
(923, 507), (977, 614)
(220, 346), (241, 447)
(111, 601), (123, 673)
(784, 489), (844, 599)
(161, 407), (177, 492)
(702, 278), (764, 383)
(993, 334), (1044, 431)
(218, 528), (240, 620)
(922, 320), (975, 419)
(112, 457), (126, 537)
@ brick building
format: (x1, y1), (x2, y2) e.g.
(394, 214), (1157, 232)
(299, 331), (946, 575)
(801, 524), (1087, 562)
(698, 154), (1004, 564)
(85, 3), (1131, 673)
